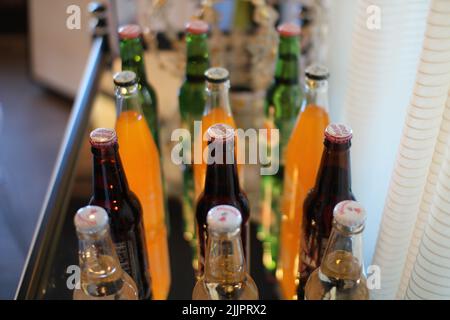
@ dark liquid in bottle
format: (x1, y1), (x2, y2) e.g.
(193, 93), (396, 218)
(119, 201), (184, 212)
(196, 128), (250, 276)
(297, 139), (355, 299)
(89, 139), (151, 300)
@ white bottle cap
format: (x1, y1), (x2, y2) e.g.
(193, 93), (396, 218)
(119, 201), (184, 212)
(333, 200), (366, 228)
(207, 205), (242, 233)
(74, 205), (109, 234)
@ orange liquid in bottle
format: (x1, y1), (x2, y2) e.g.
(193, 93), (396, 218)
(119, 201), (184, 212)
(278, 104), (329, 300)
(116, 110), (171, 300)
(193, 107), (237, 200)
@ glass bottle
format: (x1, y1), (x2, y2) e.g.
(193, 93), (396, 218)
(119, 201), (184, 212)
(88, 128), (151, 299)
(196, 123), (250, 277)
(118, 24), (159, 149)
(277, 65), (330, 299)
(259, 22), (304, 273)
(193, 205), (258, 300)
(297, 123), (356, 299)
(73, 205), (138, 300)
(305, 200), (369, 300)
(113, 71), (171, 300)
(178, 20), (210, 270)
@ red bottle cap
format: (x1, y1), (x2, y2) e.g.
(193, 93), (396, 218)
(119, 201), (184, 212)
(277, 22), (301, 37)
(324, 123), (352, 144)
(206, 123), (235, 142)
(118, 24), (141, 40)
(185, 20), (209, 35)
(89, 128), (117, 147)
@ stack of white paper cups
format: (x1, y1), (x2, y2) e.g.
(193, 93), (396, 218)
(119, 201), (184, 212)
(405, 140), (450, 299)
(342, 0), (430, 272)
(372, 0), (450, 300)
(398, 90), (450, 298)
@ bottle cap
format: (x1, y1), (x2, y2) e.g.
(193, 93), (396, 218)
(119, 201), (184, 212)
(277, 22), (301, 37)
(89, 128), (117, 147)
(205, 123), (235, 143)
(118, 24), (141, 40)
(74, 205), (109, 234)
(324, 123), (352, 144)
(113, 71), (137, 87)
(207, 205), (242, 233)
(305, 64), (330, 81)
(333, 200), (366, 228)
(185, 20), (209, 34)
(205, 67), (229, 83)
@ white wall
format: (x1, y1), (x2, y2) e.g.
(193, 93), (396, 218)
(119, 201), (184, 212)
(29, 0), (92, 97)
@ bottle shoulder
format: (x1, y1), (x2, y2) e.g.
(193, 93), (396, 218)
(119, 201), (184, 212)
(90, 193), (143, 229)
(139, 81), (157, 105)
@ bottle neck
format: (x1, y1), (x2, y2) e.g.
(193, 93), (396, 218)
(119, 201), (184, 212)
(115, 83), (143, 116)
(204, 229), (246, 284)
(204, 81), (232, 115)
(77, 227), (125, 296)
(204, 138), (240, 197)
(319, 222), (365, 282)
(274, 36), (300, 84)
(186, 33), (210, 82)
(120, 38), (148, 83)
(314, 141), (352, 196)
(91, 144), (130, 202)
(304, 78), (329, 112)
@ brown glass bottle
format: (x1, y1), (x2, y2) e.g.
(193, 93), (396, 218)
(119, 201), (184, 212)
(196, 123), (250, 276)
(88, 128), (151, 300)
(297, 123), (355, 299)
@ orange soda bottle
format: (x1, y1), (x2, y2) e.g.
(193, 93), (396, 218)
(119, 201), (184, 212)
(277, 65), (330, 299)
(113, 71), (171, 300)
(193, 67), (239, 201)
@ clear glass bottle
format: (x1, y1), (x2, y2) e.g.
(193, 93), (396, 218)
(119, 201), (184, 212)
(304, 200), (369, 300)
(73, 205), (138, 300)
(193, 205), (258, 300)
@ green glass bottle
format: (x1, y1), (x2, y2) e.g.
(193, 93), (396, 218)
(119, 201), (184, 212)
(118, 24), (160, 149)
(259, 22), (303, 273)
(178, 20), (210, 271)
